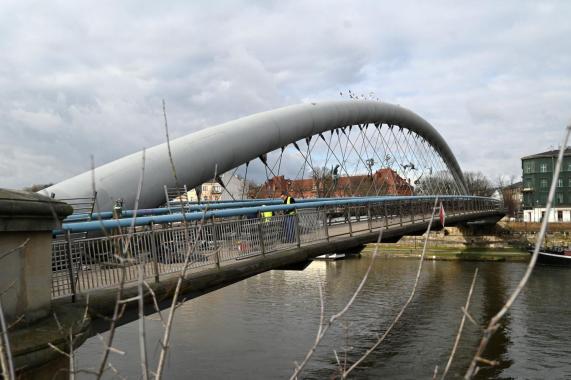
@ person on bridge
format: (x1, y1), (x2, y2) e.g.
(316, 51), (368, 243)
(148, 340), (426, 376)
(281, 192), (296, 242)
(260, 205), (273, 222)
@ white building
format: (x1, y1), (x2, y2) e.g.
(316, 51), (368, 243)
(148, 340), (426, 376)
(187, 174), (249, 202)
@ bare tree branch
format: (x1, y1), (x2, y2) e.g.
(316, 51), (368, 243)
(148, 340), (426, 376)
(0, 299), (15, 380)
(465, 125), (571, 378)
(154, 101), (222, 379)
(96, 149), (147, 379)
(143, 281), (166, 327)
(289, 230), (383, 380)
(341, 198), (440, 378)
(441, 268), (478, 379)
(154, 206), (211, 379)
(0, 239), (29, 262)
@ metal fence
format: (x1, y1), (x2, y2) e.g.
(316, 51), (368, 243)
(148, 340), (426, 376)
(51, 197), (501, 300)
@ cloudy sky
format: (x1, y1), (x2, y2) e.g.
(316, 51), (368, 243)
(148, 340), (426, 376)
(1, 0), (570, 189)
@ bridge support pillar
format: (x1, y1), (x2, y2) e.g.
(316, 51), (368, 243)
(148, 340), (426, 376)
(0, 189), (89, 375)
(0, 190), (71, 324)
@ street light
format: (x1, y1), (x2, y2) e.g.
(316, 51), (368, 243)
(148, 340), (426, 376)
(365, 158), (375, 177)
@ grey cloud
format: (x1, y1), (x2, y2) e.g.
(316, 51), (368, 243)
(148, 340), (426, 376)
(1, 0), (570, 189)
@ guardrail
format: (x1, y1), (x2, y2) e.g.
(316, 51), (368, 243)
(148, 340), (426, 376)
(51, 196), (502, 300)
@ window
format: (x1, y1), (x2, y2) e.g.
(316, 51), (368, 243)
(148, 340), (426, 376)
(558, 210), (564, 221)
(540, 163), (548, 173)
(567, 162), (571, 171)
(557, 193), (564, 204)
(558, 178), (564, 187)
(524, 161), (534, 173)
(540, 179), (548, 188)
(568, 178), (571, 187)
(202, 185), (208, 191)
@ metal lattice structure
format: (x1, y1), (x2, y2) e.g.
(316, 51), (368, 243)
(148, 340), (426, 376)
(43, 100), (468, 211)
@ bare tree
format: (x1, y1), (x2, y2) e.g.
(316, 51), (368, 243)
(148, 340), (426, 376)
(311, 167), (334, 197)
(496, 175), (521, 219)
(463, 172), (495, 197)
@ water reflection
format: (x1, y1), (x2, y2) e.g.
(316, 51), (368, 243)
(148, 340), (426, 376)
(74, 256), (570, 379)
(476, 265), (513, 379)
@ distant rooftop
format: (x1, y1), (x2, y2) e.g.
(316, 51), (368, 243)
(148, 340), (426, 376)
(521, 147), (571, 160)
(504, 181), (522, 189)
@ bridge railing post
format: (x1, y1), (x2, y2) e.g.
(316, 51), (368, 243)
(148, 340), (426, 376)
(211, 218), (221, 268)
(149, 223), (160, 283)
(257, 220), (266, 256)
(383, 202), (389, 229)
(322, 208), (330, 241)
(294, 213), (301, 248)
(410, 200), (414, 224)
(399, 201), (403, 227)
(65, 230), (77, 303)
(347, 206), (353, 236)
(367, 203), (372, 232)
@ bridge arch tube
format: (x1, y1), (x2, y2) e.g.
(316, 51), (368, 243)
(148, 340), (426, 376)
(44, 100), (468, 210)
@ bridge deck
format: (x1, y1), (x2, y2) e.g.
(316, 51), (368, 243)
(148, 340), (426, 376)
(51, 197), (503, 317)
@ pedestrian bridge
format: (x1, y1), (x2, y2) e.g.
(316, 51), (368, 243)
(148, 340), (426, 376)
(5, 100), (508, 375)
(51, 196), (502, 315)
(42, 100), (504, 313)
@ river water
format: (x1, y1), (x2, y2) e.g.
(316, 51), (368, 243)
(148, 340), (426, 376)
(75, 253), (571, 379)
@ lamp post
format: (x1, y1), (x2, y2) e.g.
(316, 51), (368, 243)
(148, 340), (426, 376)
(366, 158), (374, 177)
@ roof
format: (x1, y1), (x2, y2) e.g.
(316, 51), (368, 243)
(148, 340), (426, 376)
(504, 181), (522, 190)
(521, 147), (571, 160)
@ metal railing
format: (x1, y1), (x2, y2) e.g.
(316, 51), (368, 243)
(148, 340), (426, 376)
(51, 196), (502, 300)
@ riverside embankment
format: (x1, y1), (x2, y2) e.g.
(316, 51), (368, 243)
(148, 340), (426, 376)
(363, 222), (540, 262)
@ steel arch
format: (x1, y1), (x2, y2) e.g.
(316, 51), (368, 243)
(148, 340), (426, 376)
(44, 100), (468, 210)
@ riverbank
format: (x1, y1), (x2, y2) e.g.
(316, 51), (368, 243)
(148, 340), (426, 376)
(362, 244), (529, 262)
(361, 223), (531, 262)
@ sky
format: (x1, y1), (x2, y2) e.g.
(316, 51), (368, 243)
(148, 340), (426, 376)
(1, 0), (570, 189)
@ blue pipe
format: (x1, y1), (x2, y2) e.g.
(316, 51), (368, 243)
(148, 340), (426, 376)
(63, 197), (363, 223)
(55, 195), (500, 234)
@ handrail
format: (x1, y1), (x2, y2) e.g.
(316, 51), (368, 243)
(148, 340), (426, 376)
(62, 197), (356, 223)
(55, 196), (501, 234)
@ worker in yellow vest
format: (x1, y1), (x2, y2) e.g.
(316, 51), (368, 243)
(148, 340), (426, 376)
(281, 192), (296, 214)
(260, 205), (273, 222)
